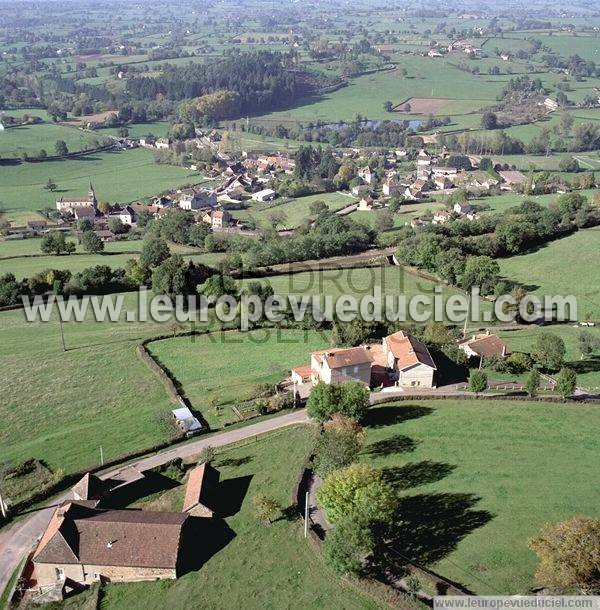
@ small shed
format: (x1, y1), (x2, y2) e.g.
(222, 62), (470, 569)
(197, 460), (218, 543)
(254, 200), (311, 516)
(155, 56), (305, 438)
(172, 407), (202, 436)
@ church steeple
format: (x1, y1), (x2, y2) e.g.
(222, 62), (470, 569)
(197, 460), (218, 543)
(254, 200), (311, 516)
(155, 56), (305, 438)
(88, 178), (96, 205)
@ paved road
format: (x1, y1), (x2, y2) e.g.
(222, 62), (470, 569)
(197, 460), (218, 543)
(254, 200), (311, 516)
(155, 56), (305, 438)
(0, 409), (310, 598)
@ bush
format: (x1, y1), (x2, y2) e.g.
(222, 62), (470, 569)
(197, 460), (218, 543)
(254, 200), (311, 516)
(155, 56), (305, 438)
(525, 369), (541, 397)
(555, 367), (577, 398)
(533, 333), (566, 372)
(324, 515), (375, 575)
(469, 370), (488, 394)
(81, 231), (104, 254)
(307, 382), (370, 423)
(506, 352), (533, 374)
(317, 463), (396, 525)
(268, 393), (293, 412)
(313, 415), (364, 479)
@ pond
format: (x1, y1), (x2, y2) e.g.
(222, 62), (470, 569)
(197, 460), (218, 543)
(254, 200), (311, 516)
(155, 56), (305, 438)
(319, 119), (422, 131)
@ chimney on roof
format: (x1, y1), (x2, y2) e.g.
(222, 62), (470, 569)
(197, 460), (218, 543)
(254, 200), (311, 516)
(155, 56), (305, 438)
(107, 541), (115, 549)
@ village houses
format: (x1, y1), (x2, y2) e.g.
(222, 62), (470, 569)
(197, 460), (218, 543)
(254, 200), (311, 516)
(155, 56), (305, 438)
(291, 331), (437, 392)
(179, 188), (217, 211)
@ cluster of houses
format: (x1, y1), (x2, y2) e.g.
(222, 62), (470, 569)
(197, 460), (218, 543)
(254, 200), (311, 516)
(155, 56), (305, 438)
(290, 329), (512, 398)
(138, 129), (222, 151)
(426, 40), (483, 58)
(51, 182), (141, 242)
(29, 462), (219, 601)
(291, 330), (438, 394)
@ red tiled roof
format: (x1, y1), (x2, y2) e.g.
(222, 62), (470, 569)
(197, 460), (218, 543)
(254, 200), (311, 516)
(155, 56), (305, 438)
(183, 464), (207, 512)
(313, 347), (372, 369)
(292, 365), (312, 379)
(384, 331), (436, 370)
(460, 334), (511, 358)
(34, 504), (188, 569)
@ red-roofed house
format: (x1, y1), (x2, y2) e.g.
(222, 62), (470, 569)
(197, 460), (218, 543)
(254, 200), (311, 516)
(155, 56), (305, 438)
(382, 331), (437, 387)
(32, 503), (188, 589)
(291, 331), (436, 390)
(310, 347), (373, 385)
(459, 332), (511, 359)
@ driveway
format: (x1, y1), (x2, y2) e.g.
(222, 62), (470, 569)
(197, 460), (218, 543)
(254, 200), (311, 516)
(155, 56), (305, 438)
(0, 409), (310, 597)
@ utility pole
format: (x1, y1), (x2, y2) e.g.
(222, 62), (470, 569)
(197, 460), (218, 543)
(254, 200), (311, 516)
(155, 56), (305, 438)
(304, 491), (309, 538)
(0, 488), (8, 519)
(463, 292), (470, 338)
(53, 282), (66, 352)
(58, 314), (66, 352)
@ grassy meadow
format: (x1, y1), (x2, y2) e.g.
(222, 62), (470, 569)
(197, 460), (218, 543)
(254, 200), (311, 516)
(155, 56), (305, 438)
(248, 265), (479, 306)
(0, 122), (100, 157)
(0, 238), (222, 279)
(232, 191), (353, 229)
(0, 148), (202, 223)
(497, 324), (600, 392)
(498, 228), (600, 319)
(0, 293), (173, 473)
(254, 57), (498, 124)
(148, 329), (330, 428)
(361, 400), (600, 594)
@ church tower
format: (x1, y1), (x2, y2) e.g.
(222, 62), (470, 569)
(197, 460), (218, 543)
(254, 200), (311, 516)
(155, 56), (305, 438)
(88, 179), (97, 206)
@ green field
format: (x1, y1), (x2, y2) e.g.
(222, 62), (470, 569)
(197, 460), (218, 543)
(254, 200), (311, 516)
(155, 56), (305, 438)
(0, 293), (173, 473)
(0, 238), (223, 279)
(361, 399), (600, 594)
(232, 192), (353, 229)
(57, 426), (384, 610)
(350, 200), (447, 228)
(98, 121), (172, 139)
(499, 228), (600, 319)
(0, 148), (202, 223)
(469, 189), (597, 215)
(493, 151), (600, 172)
(0, 122), (100, 157)
(148, 329), (330, 428)
(255, 58), (498, 124)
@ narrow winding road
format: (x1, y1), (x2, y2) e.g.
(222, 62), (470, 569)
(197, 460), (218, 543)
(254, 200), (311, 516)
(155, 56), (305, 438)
(0, 410), (310, 597)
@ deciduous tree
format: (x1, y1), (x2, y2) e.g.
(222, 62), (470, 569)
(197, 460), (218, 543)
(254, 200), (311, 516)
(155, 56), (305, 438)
(317, 463), (396, 525)
(529, 517), (600, 593)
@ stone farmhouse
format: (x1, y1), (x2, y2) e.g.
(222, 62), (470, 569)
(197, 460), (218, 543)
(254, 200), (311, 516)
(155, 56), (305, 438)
(33, 504), (188, 589)
(291, 331), (436, 391)
(31, 462), (219, 597)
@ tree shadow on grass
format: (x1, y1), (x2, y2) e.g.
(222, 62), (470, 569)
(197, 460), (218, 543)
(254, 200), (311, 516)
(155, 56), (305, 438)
(362, 434), (420, 457)
(382, 461), (456, 491)
(568, 356), (600, 376)
(384, 492), (494, 565)
(364, 404), (433, 429)
(217, 455), (253, 468)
